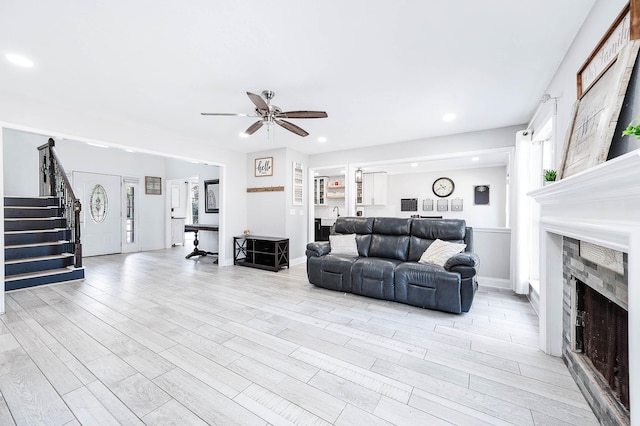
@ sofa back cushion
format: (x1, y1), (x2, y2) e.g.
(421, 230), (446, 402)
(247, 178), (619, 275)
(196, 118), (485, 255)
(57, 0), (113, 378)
(334, 217), (374, 256)
(408, 219), (467, 261)
(367, 218), (411, 261)
(335, 217), (374, 234)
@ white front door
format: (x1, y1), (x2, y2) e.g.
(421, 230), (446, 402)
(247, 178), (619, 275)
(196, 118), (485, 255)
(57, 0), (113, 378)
(73, 172), (122, 257)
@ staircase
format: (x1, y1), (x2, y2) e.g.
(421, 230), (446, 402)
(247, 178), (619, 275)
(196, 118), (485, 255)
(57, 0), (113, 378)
(4, 196), (84, 291)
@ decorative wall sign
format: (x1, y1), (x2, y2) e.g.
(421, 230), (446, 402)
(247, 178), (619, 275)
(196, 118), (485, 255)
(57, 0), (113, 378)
(436, 199), (448, 212)
(451, 198), (463, 212)
(422, 198), (434, 211)
(204, 179), (219, 213)
(400, 198), (418, 211)
(145, 176), (162, 195)
(474, 185), (490, 205)
(255, 157), (273, 177)
(293, 162), (303, 206)
(578, 5), (631, 98)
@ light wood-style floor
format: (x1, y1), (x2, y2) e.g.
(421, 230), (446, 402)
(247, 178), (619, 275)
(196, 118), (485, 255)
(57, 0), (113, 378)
(0, 247), (598, 425)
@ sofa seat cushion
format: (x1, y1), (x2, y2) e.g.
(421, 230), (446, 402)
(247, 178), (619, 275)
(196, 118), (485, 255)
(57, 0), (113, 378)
(394, 262), (462, 313)
(351, 257), (401, 300)
(316, 254), (359, 292)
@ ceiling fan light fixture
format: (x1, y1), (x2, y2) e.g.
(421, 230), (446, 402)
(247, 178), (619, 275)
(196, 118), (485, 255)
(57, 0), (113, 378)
(317, 137), (327, 143)
(239, 132), (249, 138)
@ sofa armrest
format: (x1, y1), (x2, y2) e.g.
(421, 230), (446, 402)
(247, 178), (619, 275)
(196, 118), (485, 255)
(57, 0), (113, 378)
(306, 241), (331, 257)
(444, 252), (479, 279)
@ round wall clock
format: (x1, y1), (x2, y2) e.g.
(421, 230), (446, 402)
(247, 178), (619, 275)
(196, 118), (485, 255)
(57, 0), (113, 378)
(432, 177), (455, 198)
(89, 184), (108, 223)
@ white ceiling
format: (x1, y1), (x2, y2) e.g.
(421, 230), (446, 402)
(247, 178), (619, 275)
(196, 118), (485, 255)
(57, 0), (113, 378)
(0, 0), (595, 155)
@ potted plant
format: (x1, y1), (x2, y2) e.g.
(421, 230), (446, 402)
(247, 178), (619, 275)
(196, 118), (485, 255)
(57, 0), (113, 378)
(622, 117), (640, 140)
(543, 169), (557, 185)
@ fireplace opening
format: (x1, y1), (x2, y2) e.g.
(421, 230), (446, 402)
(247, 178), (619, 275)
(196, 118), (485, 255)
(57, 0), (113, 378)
(575, 278), (629, 411)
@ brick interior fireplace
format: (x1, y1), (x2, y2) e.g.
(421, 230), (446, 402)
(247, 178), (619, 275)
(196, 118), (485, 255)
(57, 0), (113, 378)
(530, 151), (640, 425)
(563, 237), (629, 424)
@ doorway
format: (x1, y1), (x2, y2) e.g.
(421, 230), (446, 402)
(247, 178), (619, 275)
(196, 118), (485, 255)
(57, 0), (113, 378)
(73, 172), (122, 257)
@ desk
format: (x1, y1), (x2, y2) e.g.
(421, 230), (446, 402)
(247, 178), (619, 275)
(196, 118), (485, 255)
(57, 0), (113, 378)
(184, 224), (219, 263)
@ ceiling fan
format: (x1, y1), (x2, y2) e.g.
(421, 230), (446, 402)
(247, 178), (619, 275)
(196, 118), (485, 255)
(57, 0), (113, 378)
(201, 90), (328, 137)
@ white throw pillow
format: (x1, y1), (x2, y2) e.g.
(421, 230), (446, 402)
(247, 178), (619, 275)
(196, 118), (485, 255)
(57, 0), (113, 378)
(329, 234), (359, 256)
(419, 239), (466, 267)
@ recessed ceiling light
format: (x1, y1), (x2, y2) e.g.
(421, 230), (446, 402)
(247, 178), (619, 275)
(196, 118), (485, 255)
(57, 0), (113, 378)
(239, 132), (249, 138)
(5, 53), (34, 68)
(472, 157), (480, 162)
(317, 137), (327, 143)
(442, 113), (456, 122)
(410, 163), (418, 167)
(87, 142), (109, 148)
(340, 170), (346, 174)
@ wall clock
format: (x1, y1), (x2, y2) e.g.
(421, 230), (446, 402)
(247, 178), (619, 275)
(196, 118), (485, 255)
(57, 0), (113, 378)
(432, 177), (455, 198)
(89, 184), (108, 223)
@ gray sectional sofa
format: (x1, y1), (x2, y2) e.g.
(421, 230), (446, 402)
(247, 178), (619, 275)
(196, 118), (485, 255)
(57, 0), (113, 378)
(305, 217), (479, 314)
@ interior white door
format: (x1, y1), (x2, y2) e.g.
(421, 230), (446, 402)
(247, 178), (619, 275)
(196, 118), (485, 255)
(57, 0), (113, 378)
(73, 172), (122, 257)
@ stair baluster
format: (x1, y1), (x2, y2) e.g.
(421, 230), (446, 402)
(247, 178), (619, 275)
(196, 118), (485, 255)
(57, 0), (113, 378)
(37, 138), (82, 268)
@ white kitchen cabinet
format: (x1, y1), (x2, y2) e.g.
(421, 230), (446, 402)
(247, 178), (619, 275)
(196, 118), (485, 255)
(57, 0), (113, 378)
(361, 172), (387, 205)
(314, 176), (328, 205)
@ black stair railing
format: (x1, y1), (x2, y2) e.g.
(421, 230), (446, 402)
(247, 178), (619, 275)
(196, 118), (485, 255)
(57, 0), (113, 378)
(37, 138), (82, 268)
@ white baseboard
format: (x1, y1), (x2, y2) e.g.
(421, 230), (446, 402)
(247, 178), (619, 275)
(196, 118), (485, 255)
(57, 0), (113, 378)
(478, 276), (511, 290)
(290, 256), (306, 266)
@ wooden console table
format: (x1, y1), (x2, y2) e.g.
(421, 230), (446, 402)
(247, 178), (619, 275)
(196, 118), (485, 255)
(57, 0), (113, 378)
(233, 235), (289, 272)
(185, 224), (219, 263)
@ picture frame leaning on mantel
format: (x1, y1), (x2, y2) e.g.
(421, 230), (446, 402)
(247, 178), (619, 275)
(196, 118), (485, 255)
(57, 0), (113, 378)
(559, 2), (640, 180)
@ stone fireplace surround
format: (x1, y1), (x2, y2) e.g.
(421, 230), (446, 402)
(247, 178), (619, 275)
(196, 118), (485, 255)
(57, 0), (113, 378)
(530, 150), (640, 424)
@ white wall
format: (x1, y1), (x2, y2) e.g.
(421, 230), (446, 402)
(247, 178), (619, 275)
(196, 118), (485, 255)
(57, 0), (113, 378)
(2, 128), (41, 196)
(246, 148), (287, 237)
(474, 228), (511, 288)
(362, 166), (507, 228)
(245, 147), (310, 262)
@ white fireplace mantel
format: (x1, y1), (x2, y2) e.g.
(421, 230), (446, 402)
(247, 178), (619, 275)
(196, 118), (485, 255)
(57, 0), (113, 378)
(529, 149), (640, 422)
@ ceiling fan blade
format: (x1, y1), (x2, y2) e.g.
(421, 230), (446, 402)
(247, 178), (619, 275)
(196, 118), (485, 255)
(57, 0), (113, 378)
(201, 112), (252, 116)
(247, 92), (269, 113)
(275, 119), (309, 137)
(244, 120), (264, 135)
(281, 111), (328, 119)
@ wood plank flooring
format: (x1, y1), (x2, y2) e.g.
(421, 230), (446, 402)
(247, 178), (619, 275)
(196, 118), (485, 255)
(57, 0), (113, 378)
(0, 247), (598, 425)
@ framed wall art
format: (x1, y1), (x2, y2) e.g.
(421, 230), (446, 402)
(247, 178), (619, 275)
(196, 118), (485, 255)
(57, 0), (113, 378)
(255, 157), (273, 177)
(145, 176), (162, 195)
(204, 179), (220, 213)
(474, 185), (490, 205)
